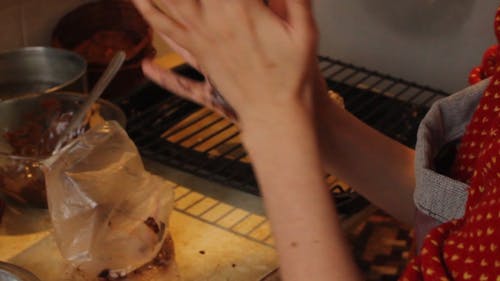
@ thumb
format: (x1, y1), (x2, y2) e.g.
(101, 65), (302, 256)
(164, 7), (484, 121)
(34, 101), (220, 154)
(142, 59), (211, 107)
(286, 0), (315, 30)
(282, 0), (312, 21)
(268, 0), (314, 26)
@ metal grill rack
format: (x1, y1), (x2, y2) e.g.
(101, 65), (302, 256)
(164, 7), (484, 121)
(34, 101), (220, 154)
(114, 56), (450, 216)
(172, 184), (276, 247)
(318, 56), (449, 147)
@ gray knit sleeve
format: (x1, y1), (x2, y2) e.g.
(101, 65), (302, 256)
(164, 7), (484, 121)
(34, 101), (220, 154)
(414, 79), (490, 222)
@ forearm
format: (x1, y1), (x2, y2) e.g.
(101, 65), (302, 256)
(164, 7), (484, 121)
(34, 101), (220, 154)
(242, 101), (362, 281)
(313, 71), (416, 225)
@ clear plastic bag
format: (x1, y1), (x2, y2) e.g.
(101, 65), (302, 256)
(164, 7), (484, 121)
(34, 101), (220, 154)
(42, 121), (174, 279)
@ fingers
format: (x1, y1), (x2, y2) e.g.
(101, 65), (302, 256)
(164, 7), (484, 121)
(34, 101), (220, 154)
(153, 0), (200, 26)
(142, 59), (211, 106)
(132, 0), (186, 41)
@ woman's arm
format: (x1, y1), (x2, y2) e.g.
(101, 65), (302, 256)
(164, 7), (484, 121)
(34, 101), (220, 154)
(242, 95), (362, 281)
(142, 59), (416, 226)
(137, 0), (416, 225)
(313, 72), (416, 225)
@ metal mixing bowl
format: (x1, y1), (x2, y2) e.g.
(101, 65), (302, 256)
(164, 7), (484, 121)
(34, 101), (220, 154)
(0, 92), (126, 208)
(0, 262), (41, 281)
(0, 47), (87, 101)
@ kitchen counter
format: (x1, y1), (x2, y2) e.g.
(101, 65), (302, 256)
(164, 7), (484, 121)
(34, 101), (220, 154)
(0, 160), (279, 281)
(0, 157), (375, 281)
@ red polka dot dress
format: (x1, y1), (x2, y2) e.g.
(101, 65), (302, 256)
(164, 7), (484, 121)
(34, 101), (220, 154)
(399, 7), (500, 281)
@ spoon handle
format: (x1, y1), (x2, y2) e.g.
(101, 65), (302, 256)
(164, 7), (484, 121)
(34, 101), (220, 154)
(53, 51), (126, 154)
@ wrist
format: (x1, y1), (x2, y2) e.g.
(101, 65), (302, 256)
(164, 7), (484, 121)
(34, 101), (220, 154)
(239, 96), (313, 136)
(239, 101), (319, 164)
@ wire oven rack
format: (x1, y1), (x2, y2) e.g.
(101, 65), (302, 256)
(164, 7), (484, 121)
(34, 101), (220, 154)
(113, 56), (450, 216)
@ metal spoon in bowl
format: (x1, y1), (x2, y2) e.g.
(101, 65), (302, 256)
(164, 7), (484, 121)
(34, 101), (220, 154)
(52, 51), (126, 155)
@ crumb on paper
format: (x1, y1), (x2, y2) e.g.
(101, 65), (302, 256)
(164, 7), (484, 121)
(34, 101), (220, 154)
(144, 217), (160, 234)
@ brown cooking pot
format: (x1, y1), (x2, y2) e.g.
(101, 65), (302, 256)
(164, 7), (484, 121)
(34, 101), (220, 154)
(51, 0), (155, 100)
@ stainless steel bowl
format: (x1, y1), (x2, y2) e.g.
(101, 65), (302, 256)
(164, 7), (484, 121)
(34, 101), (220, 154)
(0, 47), (87, 101)
(0, 262), (41, 281)
(0, 92), (126, 136)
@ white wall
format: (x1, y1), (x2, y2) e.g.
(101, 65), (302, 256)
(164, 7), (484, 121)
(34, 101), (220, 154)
(314, 0), (499, 92)
(0, 0), (497, 93)
(0, 0), (93, 51)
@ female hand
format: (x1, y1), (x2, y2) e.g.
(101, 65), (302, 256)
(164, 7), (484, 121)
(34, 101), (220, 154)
(132, 0), (319, 128)
(139, 0), (292, 122)
(132, 4), (365, 281)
